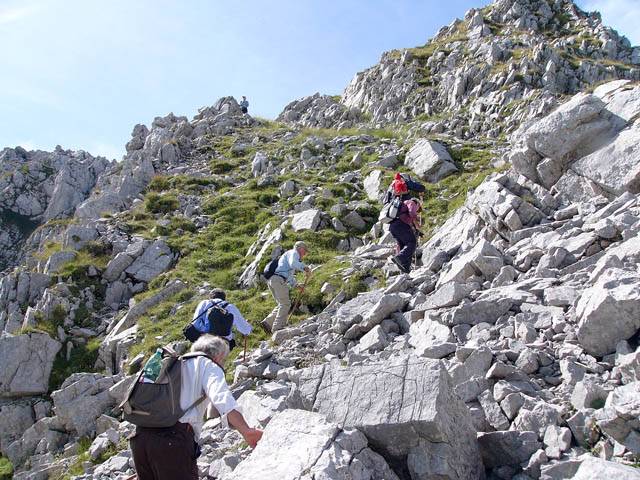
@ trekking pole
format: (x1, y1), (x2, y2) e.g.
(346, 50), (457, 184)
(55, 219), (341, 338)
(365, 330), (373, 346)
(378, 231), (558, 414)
(287, 276), (309, 322)
(243, 335), (248, 363)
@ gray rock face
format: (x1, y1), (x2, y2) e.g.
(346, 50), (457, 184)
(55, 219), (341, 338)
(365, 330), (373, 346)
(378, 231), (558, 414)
(477, 431), (541, 468)
(0, 402), (34, 453)
(124, 239), (175, 283)
(595, 381), (640, 454)
(0, 333), (61, 397)
(364, 170), (383, 201)
(228, 409), (399, 480)
(51, 373), (118, 437)
(277, 93), (362, 129)
(295, 356), (483, 479)
(572, 456), (640, 479)
(291, 209), (322, 232)
(404, 139), (458, 183)
(576, 268), (640, 357)
(572, 123), (640, 197)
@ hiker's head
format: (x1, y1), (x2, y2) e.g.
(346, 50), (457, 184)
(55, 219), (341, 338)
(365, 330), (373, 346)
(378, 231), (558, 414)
(191, 334), (230, 365)
(294, 241), (308, 258)
(210, 288), (226, 301)
(242, 96), (246, 100)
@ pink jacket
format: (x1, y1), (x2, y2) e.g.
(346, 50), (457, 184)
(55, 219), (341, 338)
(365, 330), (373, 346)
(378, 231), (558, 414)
(399, 200), (419, 225)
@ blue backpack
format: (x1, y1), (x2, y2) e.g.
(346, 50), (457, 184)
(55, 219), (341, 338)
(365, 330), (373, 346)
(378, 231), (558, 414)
(183, 300), (233, 342)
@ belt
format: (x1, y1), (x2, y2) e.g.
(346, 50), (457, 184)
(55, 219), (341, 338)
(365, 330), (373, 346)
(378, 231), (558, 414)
(274, 274), (287, 281)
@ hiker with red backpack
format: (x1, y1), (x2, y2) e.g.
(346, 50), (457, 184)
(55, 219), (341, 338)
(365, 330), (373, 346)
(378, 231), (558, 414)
(124, 335), (262, 480)
(390, 198), (423, 273)
(185, 288), (252, 350)
(261, 241), (311, 334)
(380, 173), (426, 273)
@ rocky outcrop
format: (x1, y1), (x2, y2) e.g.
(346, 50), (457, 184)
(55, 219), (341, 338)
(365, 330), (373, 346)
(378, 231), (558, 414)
(76, 97), (252, 219)
(0, 333), (61, 397)
(227, 409), (399, 480)
(404, 139), (458, 183)
(294, 357), (483, 479)
(278, 93), (362, 129)
(281, 0), (639, 140)
(0, 147), (110, 270)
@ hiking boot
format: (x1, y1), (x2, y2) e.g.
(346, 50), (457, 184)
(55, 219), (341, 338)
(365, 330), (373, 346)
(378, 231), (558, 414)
(391, 255), (410, 274)
(259, 320), (272, 335)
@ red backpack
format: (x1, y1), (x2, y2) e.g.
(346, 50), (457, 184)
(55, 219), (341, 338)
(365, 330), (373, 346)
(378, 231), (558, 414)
(391, 173), (408, 196)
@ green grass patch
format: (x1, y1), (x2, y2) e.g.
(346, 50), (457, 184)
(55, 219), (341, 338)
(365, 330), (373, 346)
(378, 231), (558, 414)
(0, 455), (13, 480)
(145, 192), (180, 214)
(49, 337), (101, 392)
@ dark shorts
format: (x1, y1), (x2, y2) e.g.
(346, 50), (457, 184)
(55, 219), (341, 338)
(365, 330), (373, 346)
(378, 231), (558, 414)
(241, 106), (248, 114)
(130, 422), (199, 480)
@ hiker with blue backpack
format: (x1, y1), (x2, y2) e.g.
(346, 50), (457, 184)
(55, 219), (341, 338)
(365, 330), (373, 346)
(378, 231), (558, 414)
(184, 288), (252, 350)
(124, 335), (262, 480)
(261, 241), (311, 334)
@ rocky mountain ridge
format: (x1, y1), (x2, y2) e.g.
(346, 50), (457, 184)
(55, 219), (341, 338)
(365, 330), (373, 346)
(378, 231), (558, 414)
(1, 0), (640, 479)
(280, 0), (639, 140)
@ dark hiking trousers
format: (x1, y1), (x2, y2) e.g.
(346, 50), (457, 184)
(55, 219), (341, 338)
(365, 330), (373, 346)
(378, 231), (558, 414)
(130, 422), (199, 480)
(389, 219), (416, 270)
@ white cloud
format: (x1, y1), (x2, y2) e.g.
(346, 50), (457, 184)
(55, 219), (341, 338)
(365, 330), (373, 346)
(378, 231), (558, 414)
(581, 0), (640, 46)
(0, 3), (38, 25)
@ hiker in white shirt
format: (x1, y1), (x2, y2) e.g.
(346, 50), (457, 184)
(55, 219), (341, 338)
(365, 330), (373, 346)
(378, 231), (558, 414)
(130, 335), (262, 480)
(192, 288), (252, 350)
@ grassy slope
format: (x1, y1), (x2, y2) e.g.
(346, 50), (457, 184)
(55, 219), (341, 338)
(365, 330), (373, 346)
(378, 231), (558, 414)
(121, 122), (502, 369)
(28, 120), (502, 385)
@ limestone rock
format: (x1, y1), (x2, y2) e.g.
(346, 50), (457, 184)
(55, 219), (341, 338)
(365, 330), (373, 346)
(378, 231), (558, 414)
(227, 409), (399, 480)
(51, 373), (119, 437)
(0, 333), (61, 397)
(296, 356), (483, 479)
(572, 456), (640, 479)
(576, 268), (640, 357)
(291, 209), (322, 232)
(477, 431), (541, 468)
(405, 139), (458, 183)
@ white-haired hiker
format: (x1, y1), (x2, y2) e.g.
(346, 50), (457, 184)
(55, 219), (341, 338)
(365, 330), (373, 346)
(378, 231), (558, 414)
(130, 335), (262, 480)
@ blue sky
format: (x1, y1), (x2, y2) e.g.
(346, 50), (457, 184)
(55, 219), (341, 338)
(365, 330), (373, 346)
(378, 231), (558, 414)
(1, 0), (638, 160)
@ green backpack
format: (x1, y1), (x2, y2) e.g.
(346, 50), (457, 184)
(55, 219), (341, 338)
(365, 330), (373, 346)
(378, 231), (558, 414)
(120, 346), (208, 428)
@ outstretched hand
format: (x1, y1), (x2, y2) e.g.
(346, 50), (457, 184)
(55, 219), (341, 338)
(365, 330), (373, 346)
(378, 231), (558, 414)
(243, 428), (263, 449)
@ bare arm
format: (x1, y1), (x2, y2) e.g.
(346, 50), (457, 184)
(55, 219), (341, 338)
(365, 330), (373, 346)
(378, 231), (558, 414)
(228, 409), (263, 448)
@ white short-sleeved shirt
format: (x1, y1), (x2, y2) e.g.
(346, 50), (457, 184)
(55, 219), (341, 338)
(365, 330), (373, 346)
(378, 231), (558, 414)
(178, 356), (237, 438)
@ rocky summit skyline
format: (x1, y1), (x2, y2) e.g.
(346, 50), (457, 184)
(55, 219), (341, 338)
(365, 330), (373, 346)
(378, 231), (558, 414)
(1, 0), (640, 479)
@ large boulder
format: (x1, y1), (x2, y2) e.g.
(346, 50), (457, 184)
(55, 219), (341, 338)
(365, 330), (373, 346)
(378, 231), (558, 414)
(572, 456), (640, 479)
(570, 122), (640, 197)
(0, 333), (61, 397)
(595, 382), (640, 454)
(477, 431), (541, 468)
(295, 356), (483, 479)
(227, 409), (399, 480)
(51, 373), (119, 437)
(576, 268), (640, 357)
(437, 239), (504, 287)
(364, 169), (384, 201)
(125, 239), (175, 283)
(0, 402), (34, 453)
(404, 139), (458, 183)
(291, 209), (322, 232)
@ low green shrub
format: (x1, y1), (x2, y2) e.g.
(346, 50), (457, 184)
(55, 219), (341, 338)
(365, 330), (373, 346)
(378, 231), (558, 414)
(145, 193), (179, 214)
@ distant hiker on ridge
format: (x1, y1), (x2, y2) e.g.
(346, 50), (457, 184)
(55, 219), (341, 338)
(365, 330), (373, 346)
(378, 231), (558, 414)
(129, 335), (263, 479)
(240, 96), (249, 114)
(185, 288), (252, 350)
(261, 241), (311, 334)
